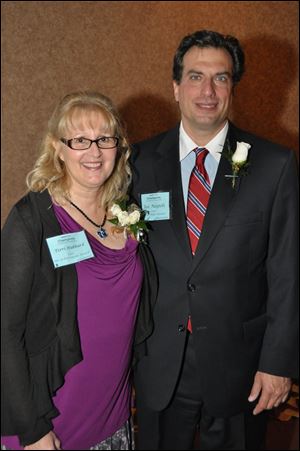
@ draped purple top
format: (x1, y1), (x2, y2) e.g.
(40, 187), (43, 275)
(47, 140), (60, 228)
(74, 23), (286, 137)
(2, 204), (143, 450)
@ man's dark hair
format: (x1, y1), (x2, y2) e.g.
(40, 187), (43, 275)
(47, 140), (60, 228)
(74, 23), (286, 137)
(173, 30), (245, 85)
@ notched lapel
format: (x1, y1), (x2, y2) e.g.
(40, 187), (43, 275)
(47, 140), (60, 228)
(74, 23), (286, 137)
(192, 133), (238, 269)
(153, 130), (192, 262)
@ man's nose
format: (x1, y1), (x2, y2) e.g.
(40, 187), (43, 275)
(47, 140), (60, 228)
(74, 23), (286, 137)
(201, 77), (216, 96)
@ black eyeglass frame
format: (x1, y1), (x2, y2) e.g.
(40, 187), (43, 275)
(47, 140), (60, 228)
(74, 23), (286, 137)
(60, 136), (119, 150)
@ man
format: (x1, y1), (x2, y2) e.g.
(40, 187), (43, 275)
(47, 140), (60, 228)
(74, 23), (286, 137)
(131, 30), (298, 450)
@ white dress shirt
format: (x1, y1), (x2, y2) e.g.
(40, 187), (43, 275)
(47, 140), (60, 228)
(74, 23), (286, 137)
(180, 121), (229, 211)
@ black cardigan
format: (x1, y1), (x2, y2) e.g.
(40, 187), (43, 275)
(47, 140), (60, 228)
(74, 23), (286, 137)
(1, 190), (157, 446)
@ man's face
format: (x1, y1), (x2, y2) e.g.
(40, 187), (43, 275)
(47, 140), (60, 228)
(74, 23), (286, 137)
(173, 46), (234, 140)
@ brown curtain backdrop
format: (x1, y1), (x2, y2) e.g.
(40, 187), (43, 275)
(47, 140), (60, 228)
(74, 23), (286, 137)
(1, 1), (298, 224)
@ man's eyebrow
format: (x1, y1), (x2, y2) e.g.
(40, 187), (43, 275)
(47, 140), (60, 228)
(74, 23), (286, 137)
(186, 70), (203, 75)
(215, 71), (232, 77)
(186, 70), (232, 76)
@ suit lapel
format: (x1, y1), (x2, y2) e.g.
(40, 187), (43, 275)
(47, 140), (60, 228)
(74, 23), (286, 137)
(153, 127), (192, 262)
(192, 126), (239, 270)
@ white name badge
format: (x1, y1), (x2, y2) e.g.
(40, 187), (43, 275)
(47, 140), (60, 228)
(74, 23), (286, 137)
(46, 231), (94, 268)
(140, 192), (171, 221)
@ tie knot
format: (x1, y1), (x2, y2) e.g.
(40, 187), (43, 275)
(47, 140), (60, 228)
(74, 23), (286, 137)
(194, 147), (209, 167)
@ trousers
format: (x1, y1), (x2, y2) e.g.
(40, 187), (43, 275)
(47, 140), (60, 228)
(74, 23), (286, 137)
(135, 333), (268, 450)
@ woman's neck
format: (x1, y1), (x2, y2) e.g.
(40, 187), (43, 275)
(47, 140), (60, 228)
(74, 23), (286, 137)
(67, 187), (104, 213)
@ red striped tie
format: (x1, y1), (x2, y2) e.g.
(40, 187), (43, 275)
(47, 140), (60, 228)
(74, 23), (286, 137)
(186, 148), (211, 333)
(187, 147), (211, 254)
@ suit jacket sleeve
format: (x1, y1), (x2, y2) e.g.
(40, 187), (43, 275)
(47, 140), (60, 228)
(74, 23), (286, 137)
(259, 149), (299, 377)
(1, 205), (53, 444)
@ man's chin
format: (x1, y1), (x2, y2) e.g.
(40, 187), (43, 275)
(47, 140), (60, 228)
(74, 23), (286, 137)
(193, 118), (225, 132)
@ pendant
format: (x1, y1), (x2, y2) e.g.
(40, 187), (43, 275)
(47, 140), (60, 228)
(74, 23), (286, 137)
(97, 227), (108, 239)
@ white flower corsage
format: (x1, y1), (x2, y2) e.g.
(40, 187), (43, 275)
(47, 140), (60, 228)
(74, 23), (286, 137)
(109, 199), (148, 242)
(224, 141), (251, 188)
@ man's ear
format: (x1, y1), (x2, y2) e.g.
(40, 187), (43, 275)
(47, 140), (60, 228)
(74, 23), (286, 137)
(173, 80), (180, 103)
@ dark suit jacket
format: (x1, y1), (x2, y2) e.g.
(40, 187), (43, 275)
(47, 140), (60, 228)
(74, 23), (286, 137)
(1, 190), (157, 445)
(131, 122), (299, 417)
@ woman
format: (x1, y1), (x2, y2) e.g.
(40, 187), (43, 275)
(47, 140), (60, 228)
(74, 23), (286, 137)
(1, 91), (157, 450)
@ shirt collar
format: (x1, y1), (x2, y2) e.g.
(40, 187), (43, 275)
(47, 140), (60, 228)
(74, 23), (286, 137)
(179, 121), (229, 162)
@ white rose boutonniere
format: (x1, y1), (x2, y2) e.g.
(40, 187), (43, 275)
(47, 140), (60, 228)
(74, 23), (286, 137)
(109, 198), (148, 242)
(223, 141), (251, 188)
(232, 142), (251, 164)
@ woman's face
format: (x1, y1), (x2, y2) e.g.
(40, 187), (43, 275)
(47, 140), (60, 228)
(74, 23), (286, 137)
(56, 109), (118, 194)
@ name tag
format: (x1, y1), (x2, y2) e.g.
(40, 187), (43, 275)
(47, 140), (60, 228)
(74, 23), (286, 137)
(141, 192), (171, 221)
(46, 231), (94, 268)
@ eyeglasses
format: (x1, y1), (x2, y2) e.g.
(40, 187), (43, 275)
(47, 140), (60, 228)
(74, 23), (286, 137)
(60, 136), (119, 150)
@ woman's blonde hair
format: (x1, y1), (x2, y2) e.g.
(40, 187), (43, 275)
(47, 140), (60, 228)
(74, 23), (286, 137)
(26, 91), (131, 209)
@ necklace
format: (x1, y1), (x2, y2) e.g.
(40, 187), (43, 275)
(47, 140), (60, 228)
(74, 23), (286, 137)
(69, 200), (108, 239)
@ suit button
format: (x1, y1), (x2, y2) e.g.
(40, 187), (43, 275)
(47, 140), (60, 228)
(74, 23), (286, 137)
(187, 283), (196, 292)
(178, 325), (186, 333)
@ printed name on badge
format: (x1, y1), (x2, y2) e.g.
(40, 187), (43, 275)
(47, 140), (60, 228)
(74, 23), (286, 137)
(140, 192), (171, 221)
(46, 230), (94, 268)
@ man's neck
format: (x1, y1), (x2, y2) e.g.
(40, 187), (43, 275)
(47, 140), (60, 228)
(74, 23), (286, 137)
(181, 120), (228, 147)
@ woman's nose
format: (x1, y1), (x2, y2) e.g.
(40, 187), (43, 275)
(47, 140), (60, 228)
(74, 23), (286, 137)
(89, 142), (102, 155)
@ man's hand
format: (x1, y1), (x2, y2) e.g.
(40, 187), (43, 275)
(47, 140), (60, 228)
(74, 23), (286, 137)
(24, 431), (61, 450)
(248, 371), (291, 415)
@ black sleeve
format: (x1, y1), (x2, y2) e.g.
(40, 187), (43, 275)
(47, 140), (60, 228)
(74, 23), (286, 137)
(1, 205), (52, 445)
(133, 242), (158, 365)
(258, 150), (299, 378)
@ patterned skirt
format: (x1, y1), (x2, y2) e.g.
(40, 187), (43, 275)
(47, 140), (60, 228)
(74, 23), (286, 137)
(90, 420), (134, 450)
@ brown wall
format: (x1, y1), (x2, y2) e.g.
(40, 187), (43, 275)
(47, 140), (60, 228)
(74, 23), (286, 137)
(1, 1), (299, 223)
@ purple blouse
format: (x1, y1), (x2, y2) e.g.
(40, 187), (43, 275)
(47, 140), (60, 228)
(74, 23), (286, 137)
(2, 205), (143, 450)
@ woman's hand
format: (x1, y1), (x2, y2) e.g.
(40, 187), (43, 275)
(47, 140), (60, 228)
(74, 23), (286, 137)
(24, 431), (61, 450)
